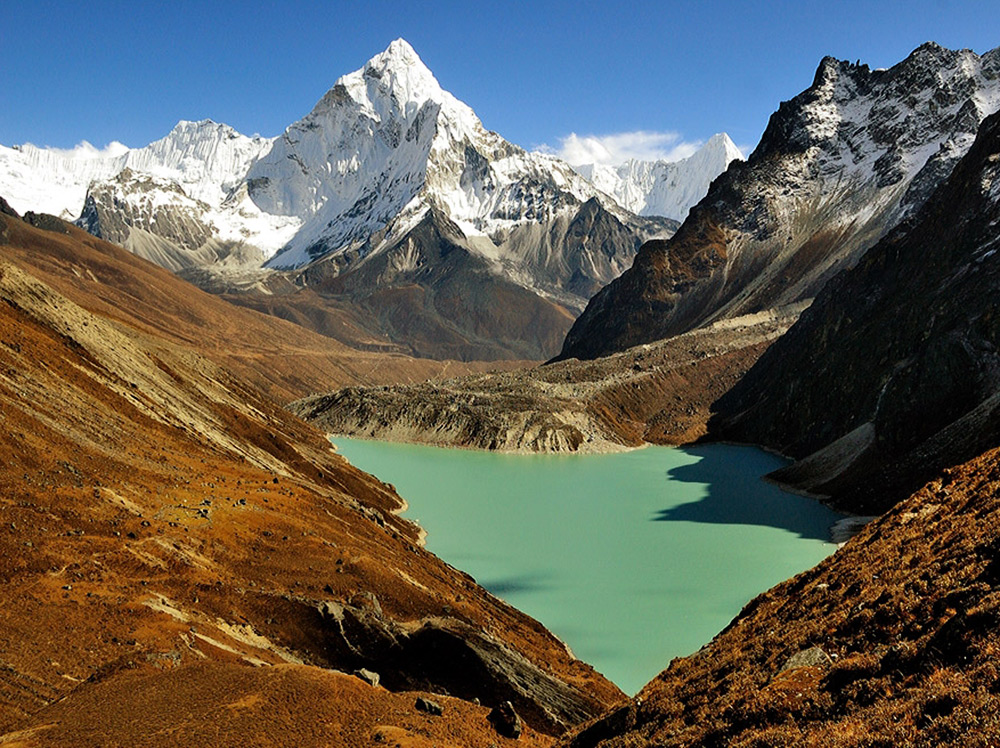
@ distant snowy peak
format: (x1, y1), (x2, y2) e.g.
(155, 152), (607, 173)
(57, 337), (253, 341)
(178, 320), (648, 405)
(126, 120), (274, 206)
(334, 38), (471, 124)
(573, 134), (744, 221)
(0, 119), (273, 220)
(256, 38), (615, 269)
(0, 142), (123, 218)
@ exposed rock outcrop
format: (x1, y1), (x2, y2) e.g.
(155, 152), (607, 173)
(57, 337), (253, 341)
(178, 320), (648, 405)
(78, 168), (266, 272)
(713, 108), (1000, 513)
(558, 43), (1000, 361)
(291, 306), (801, 452)
(490, 700), (525, 739)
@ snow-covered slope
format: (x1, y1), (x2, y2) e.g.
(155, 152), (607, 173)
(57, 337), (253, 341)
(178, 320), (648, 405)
(0, 40), (686, 286)
(0, 141), (126, 219)
(573, 134), (744, 221)
(0, 120), (270, 216)
(255, 39), (639, 271)
(0, 120), (299, 258)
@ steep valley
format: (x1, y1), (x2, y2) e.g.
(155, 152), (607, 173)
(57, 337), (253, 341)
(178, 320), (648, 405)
(6, 34), (1000, 748)
(0, 208), (622, 744)
(283, 43), (1000, 746)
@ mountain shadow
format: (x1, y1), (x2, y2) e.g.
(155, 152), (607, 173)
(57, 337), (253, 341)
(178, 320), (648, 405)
(652, 445), (845, 542)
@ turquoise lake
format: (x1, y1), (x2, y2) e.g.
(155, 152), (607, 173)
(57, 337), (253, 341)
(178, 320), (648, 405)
(332, 438), (845, 695)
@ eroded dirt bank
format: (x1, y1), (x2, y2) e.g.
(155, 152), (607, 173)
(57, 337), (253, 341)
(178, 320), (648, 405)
(291, 306), (803, 454)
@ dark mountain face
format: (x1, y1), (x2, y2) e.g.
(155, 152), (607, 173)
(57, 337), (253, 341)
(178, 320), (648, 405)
(301, 209), (578, 361)
(220, 199), (669, 362)
(556, 43), (1000, 362)
(711, 108), (1000, 513)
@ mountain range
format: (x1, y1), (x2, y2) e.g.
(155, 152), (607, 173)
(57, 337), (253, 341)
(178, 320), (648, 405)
(572, 132), (744, 221)
(7, 34), (1000, 747)
(558, 42), (1000, 360)
(0, 39), (740, 360)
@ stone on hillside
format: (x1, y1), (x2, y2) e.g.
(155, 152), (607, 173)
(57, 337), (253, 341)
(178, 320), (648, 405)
(780, 646), (833, 672)
(488, 700), (523, 739)
(353, 668), (380, 687)
(415, 696), (443, 715)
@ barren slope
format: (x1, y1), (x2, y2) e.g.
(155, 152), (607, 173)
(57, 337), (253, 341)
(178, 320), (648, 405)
(2, 662), (555, 748)
(291, 306), (801, 453)
(0, 210), (622, 741)
(0, 210), (516, 402)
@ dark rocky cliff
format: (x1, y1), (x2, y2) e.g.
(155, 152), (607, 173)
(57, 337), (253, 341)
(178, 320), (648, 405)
(557, 43), (1000, 362)
(713, 108), (1000, 513)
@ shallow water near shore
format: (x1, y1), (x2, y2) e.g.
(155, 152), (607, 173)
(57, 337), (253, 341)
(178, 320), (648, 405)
(333, 438), (845, 695)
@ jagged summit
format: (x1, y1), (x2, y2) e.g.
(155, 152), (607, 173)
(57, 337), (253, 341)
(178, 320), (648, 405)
(573, 133), (744, 221)
(329, 38), (457, 119)
(251, 38), (613, 270)
(558, 42), (1000, 361)
(0, 36), (723, 276)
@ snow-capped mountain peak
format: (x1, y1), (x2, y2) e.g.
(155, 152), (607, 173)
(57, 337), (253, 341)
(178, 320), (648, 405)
(572, 133), (744, 221)
(0, 38), (724, 290)
(254, 38), (605, 268)
(328, 38), (462, 123)
(125, 119), (274, 206)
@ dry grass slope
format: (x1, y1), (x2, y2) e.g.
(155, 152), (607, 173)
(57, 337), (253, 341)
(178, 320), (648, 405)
(0, 211), (622, 744)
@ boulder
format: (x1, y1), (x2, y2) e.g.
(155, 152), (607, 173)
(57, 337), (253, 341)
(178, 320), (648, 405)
(353, 668), (380, 688)
(488, 700), (523, 739)
(780, 646), (833, 672)
(415, 696), (443, 716)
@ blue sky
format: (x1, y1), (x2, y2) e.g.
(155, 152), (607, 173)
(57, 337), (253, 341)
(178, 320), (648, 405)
(1, 0), (996, 162)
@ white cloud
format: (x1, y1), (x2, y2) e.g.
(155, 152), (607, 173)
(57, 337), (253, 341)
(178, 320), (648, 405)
(541, 130), (704, 166)
(27, 140), (131, 160)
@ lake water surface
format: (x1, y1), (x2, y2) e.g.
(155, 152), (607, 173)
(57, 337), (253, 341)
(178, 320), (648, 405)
(333, 438), (845, 695)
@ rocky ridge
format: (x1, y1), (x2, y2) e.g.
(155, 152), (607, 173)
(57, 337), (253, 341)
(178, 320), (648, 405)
(77, 167), (266, 272)
(711, 107), (1000, 514)
(290, 305), (801, 452)
(558, 42), (1000, 361)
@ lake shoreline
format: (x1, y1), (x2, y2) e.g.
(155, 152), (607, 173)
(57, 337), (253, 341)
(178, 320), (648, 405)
(332, 436), (846, 695)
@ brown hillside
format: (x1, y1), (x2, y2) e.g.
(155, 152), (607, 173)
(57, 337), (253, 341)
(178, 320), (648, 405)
(2, 212), (520, 403)
(0, 212), (622, 742)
